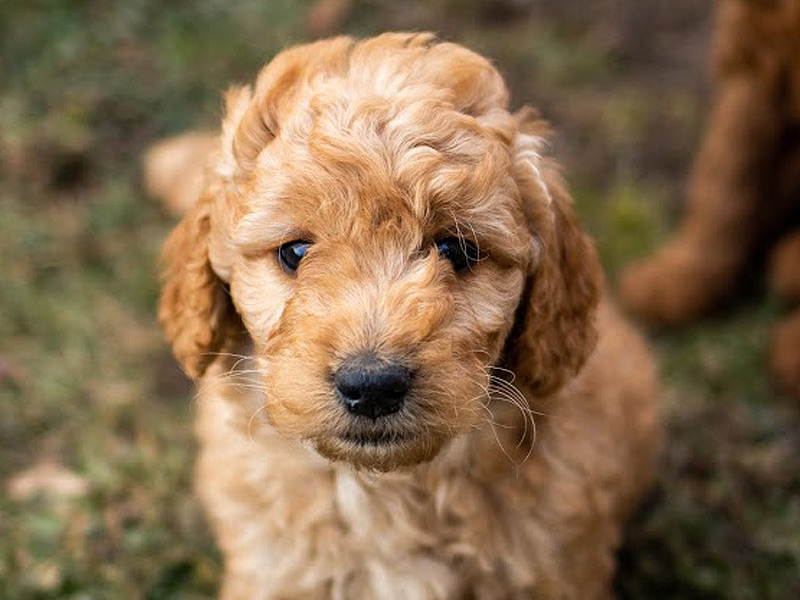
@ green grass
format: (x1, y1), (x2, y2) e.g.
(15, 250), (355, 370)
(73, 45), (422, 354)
(1, 1), (799, 598)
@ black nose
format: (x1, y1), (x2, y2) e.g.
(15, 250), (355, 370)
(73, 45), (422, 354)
(334, 355), (412, 420)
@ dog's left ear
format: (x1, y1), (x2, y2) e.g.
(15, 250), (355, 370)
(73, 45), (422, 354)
(505, 112), (603, 396)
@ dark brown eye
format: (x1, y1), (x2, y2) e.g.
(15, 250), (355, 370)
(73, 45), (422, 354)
(277, 240), (312, 273)
(436, 237), (480, 272)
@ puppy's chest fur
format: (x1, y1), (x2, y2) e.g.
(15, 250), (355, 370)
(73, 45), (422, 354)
(193, 351), (632, 600)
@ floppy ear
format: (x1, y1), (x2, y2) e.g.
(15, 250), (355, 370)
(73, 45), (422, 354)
(506, 112), (602, 396)
(158, 190), (241, 379)
(154, 84), (265, 379)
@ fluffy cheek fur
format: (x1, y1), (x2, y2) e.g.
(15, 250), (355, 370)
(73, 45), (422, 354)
(231, 242), (526, 471)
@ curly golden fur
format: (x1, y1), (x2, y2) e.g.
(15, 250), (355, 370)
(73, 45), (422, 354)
(618, 0), (800, 397)
(148, 33), (659, 599)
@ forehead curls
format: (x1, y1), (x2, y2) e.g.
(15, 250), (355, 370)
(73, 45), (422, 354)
(217, 33), (519, 176)
(221, 34), (533, 247)
(305, 89), (514, 195)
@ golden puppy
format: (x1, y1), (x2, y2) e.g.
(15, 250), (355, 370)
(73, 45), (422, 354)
(150, 33), (659, 599)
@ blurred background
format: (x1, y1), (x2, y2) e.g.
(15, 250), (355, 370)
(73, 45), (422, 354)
(1, 0), (799, 598)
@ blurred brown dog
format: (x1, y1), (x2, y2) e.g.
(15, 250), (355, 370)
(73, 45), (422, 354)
(147, 33), (658, 599)
(619, 0), (800, 397)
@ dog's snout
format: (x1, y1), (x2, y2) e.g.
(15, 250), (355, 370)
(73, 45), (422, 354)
(335, 355), (411, 420)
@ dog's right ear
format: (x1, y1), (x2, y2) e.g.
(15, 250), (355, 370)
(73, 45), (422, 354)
(158, 189), (240, 379)
(154, 86), (260, 379)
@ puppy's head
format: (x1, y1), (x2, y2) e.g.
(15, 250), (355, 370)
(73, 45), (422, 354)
(158, 34), (601, 471)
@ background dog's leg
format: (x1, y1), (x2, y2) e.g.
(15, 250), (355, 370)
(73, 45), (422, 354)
(619, 74), (783, 324)
(770, 230), (800, 302)
(771, 311), (800, 398)
(769, 231), (800, 396)
(144, 131), (218, 215)
(619, 0), (800, 325)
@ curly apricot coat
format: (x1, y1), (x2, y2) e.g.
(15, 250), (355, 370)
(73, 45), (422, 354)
(148, 33), (659, 599)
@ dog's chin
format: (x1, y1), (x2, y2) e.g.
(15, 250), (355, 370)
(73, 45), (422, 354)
(313, 431), (447, 472)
